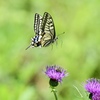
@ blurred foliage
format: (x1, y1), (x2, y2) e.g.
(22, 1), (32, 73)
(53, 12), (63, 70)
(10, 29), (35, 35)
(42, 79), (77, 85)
(0, 0), (100, 100)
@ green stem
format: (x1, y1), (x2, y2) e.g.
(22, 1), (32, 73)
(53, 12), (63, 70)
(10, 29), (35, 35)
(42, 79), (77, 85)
(52, 88), (58, 100)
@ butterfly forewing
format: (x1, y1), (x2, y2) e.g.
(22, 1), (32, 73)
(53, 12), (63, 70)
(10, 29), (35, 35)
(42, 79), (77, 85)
(34, 13), (43, 35)
(42, 12), (56, 38)
(40, 12), (56, 46)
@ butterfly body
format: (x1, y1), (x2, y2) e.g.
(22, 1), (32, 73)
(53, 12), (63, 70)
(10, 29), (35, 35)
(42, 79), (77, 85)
(26, 12), (57, 50)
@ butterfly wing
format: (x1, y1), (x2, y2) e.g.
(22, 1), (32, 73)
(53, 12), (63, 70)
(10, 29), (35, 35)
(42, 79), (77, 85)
(26, 13), (43, 50)
(34, 13), (43, 35)
(40, 12), (56, 46)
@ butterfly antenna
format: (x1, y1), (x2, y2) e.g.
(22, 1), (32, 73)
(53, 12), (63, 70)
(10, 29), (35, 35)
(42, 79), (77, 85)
(25, 44), (32, 50)
(58, 32), (65, 37)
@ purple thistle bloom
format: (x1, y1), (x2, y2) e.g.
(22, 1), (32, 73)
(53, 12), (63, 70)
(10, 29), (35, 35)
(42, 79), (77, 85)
(84, 78), (100, 100)
(45, 65), (68, 87)
(92, 93), (100, 100)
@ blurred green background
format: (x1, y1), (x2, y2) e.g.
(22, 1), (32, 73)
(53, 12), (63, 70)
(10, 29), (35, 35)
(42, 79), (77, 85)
(0, 0), (100, 100)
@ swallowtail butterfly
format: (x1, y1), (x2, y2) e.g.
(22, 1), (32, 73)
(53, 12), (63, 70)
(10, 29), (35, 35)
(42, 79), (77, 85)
(26, 12), (58, 50)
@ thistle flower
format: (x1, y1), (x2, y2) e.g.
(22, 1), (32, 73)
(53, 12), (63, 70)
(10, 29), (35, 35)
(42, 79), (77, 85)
(45, 65), (68, 87)
(84, 78), (100, 100)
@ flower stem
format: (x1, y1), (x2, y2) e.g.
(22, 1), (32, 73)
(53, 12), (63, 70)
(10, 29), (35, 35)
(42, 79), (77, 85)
(51, 87), (58, 100)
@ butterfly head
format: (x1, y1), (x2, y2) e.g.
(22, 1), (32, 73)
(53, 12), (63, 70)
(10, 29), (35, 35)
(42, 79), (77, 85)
(53, 36), (58, 43)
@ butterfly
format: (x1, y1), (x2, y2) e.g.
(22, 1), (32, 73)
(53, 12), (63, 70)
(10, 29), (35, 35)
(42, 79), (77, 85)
(26, 12), (58, 50)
